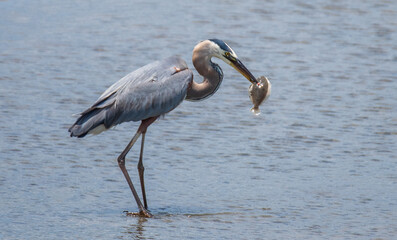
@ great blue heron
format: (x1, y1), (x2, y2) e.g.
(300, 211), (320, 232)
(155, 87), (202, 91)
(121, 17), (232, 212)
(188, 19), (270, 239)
(69, 39), (258, 217)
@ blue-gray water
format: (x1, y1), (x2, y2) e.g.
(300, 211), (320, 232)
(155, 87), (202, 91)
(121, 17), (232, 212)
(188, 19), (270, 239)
(1, 0), (396, 239)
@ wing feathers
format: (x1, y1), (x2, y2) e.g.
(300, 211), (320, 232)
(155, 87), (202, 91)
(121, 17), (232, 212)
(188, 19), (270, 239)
(69, 56), (193, 137)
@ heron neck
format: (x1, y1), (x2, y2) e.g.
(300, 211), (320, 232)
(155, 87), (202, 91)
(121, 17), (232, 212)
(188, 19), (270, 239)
(186, 51), (222, 101)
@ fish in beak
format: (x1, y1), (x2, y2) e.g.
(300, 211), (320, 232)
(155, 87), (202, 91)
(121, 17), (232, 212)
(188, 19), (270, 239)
(249, 76), (271, 115)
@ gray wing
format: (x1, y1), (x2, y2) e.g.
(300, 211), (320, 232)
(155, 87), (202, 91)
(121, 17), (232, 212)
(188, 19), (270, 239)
(69, 56), (193, 137)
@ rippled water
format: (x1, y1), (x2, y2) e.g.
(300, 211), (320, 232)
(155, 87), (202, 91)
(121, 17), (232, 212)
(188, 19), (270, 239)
(1, 0), (396, 239)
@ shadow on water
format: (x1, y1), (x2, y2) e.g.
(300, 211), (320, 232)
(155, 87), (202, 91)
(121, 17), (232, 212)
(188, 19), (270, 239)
(124, 206), (273, 219)
(121, 208), (273, 239)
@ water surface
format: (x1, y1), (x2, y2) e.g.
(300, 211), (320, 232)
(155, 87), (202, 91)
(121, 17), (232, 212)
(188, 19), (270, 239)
(1, 0), (396, 239)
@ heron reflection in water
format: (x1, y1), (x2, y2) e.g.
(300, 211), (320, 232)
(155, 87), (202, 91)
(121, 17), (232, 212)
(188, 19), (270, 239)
(69, 39), (259, 217)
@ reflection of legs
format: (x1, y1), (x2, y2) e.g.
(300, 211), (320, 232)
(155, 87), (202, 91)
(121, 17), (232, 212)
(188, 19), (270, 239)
(138, 131), (148, 209)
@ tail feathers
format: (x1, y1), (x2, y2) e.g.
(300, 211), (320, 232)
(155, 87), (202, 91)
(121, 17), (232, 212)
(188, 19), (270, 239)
(69, 108), (108, 138)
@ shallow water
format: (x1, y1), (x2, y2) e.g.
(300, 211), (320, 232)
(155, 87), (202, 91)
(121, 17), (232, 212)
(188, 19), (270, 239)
(1, 0), (397, 239)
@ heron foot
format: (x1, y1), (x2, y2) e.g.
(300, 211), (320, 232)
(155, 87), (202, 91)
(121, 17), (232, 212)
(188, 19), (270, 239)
(124, 209), (153, 218)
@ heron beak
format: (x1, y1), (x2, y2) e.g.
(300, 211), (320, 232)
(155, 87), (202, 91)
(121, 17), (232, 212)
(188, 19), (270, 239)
(229, 58), (258, 84)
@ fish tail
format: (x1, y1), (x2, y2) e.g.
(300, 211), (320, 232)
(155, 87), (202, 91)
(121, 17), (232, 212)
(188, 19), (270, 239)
(250, 107), (261, 115)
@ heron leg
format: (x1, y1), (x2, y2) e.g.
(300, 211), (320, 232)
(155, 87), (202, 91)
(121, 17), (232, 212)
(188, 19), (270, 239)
(138, 131), (148, 209)
(135, 116), (158, 210)
(117, 116), (158, 218)
(117, 130), (151, 217)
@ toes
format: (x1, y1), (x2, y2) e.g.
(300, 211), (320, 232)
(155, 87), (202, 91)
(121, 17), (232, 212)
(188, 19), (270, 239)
(124, 210), (153, 218)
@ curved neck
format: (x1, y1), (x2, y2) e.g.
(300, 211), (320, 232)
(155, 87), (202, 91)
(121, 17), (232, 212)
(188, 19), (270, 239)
(186, 43), (223, 101)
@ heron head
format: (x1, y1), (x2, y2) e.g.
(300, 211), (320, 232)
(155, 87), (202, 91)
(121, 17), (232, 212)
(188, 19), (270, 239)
(208, 39), (258, 84)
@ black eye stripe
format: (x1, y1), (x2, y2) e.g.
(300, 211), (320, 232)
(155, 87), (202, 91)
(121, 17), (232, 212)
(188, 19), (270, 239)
(224, 52), (235, 61)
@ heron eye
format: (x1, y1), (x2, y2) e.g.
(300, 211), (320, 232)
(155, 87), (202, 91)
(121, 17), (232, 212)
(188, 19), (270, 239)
(225, 52), (231, 57)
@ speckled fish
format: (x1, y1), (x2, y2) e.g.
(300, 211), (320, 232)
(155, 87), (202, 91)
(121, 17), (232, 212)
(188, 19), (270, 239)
(249, 76), (271, 115)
